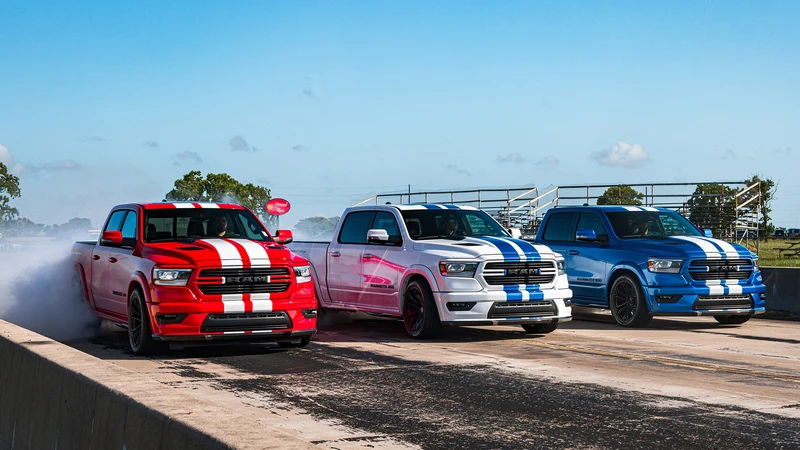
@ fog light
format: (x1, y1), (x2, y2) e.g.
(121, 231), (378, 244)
(564, 298), (572, 306)
(655, 295), (681, 304)
(301, 308), (317, 318)
(446, 302), (476, 311)
(759, 293), (766, 300)
(156, 313), (187, 324)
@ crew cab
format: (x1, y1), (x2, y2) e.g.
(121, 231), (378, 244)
(72, 202), (317, 354)
(289, 204), (572, 338)
(534, 205), (766, 327)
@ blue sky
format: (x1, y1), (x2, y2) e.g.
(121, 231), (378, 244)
(1, 1), (798, 228)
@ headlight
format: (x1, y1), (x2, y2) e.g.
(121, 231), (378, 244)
(556, 259), (566, 276)
(439, 262), (478, 277)
(647, 258), (683, 273)
(153, 268), (192, 286)
(752, 257), (759, 272)
(294, 266), (312, 283)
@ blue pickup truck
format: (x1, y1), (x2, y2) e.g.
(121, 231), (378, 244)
(533, 206), (766, 327)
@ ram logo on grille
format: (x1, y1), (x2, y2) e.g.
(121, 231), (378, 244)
(709, 265), (739, 272)
(225, 276), (269, 284)
(506, 268), (542, 276)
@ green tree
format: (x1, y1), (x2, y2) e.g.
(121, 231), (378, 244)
(686, 183), (738, 238)
(165, 171), (272, 224)
(597, 185), (644, 205)
(294, 216), (340, 239)
(0, 162), (21, 221)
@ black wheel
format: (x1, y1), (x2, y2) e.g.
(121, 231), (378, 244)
(609, 275), (652, 327)
(128, 288), (164, 355)
(522, 322), (559, 334)
(278, 335), (313, 348)
(403, 280), (442, 339)
(714, 314), (752, 325)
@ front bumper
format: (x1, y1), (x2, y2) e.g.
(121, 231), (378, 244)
(153, 329), (316, 342)
(645, 284), (766, 316)
(433, 288), (573, 325)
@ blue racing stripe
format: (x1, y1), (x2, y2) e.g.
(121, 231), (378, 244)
(506, 238), (543, 260)
(421, 204), (444, 210)
(473, 236), (520, 259)
(442, 204), (460, 210)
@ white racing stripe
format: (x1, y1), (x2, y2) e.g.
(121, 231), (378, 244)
(697, 237), (742, 259)
(642, 207), (659, 211)
(670, 236), (722, 259)
(230, 239), (272, 267)
(200, 239), (243, 267)
(221, 294), (245, 313)
(251, 293), (273, 312)
(622, 206), (643, 211)
(172, 203), (197, 209)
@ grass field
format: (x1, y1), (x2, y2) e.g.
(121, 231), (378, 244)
(737, 238), (800, 268)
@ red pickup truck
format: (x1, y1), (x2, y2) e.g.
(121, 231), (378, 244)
(72, 202), (317, 354)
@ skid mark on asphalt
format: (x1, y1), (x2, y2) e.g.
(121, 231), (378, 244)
(209, 343), (800, 450)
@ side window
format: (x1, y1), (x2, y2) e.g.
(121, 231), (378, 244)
(370, 212), (402, 245)
(120, 211), (137, 240)
(542, 212), (579, 242)
(338, 211), (375, 244)
(577, 213), (608, 239)
(104, 210), (127, 232)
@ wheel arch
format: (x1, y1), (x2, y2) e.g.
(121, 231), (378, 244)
(399, 266), (439, 315)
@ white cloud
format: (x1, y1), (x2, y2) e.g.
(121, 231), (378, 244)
(0, 144), (26, 174)
(593, 141), (651, 168)
(293, 145), (309, 152)
(497, 153), (527, 164)
(27, 160), (81, 173)
(229, 135), (258, 152)
(446, 164), (472, 177)
(143, 141), (160, 148)
(536, 156), (559, 166)
(173, 151), (203, 166)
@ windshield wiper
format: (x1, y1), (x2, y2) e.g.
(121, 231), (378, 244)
(415, 235), (465, 241)
(621, 234), (666, 239)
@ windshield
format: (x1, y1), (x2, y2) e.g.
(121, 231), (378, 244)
(144, 208), (273, 243)
(606, 211), (703, 239)
(399, 208), (510, 240)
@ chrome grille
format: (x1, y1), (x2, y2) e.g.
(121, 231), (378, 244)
(688, 259), (752, 281)
(483, 261), (556, 286)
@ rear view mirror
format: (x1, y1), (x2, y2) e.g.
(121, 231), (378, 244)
(275, 229), (294, 244)
(703, 229), (713, 238)
(101, 230), (123, 247)
(576, 229), (598, 241)
(367, 229), (390, 242)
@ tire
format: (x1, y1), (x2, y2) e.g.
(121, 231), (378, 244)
(128, 288), (164, 355)
(609, 275), (652, 327)
(403, 280), (442, 339)
(522, 322), (559, 334)
(278, 335), (313, 348)
(714, 314), (752, 325)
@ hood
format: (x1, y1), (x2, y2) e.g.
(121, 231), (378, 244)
(142, 238), (302, 267)
(622, 235), (754, 260)
(414, 236), (558, 260)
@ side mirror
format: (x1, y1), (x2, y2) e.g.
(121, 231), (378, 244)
(367, 229), (390, 243)
(508, 227), (522, 239)
(275, 229), (294, 244)
(576, 229), (598, 242)
(101, 230), (123, 247)
(703, 229), (713, 238)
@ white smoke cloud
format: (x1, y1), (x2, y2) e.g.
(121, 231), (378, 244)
(229, 135), (259, 152)
(593, 141), (651, 168)
(446, 164), (472, 177)
(0, 242), (98, 342)
(173, 151), (203, 166)
(536, 156), (559, 166)
(0, 144), (25, 174)
(26, 160), (81, 173)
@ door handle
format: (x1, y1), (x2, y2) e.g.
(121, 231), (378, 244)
(92, 255), (100, 260)
(363, 253), (374, 259)
(330, 251), (341, 257)
(568, 250), (579, 255)
(108, 257), (118, 263)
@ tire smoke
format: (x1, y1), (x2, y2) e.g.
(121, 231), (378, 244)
(0, 242), (99, 341)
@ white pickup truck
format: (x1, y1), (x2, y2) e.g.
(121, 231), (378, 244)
(289, 204), (572, 338)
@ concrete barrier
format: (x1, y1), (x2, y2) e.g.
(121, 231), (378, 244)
(0, 320), (313, 450)
(761, 267), (800, 315)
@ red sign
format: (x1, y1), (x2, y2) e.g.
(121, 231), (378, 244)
(266, 198), (291, 215)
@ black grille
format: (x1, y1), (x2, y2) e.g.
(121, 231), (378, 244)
(198, 267), (292, 295)
(201, 312), (292, 333)
(199, 268), (290, 277)
(198, 283), (291, 295)
(689, 259), (752, 281)
(693, 295), (753, 311)
(488, 301), (556, 319)
(483, 261), (556, 286)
